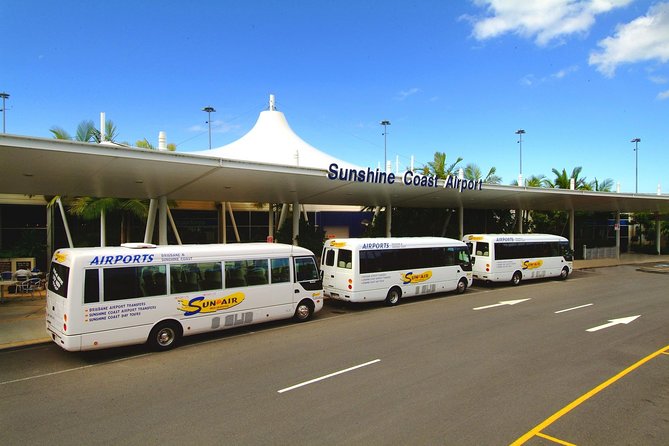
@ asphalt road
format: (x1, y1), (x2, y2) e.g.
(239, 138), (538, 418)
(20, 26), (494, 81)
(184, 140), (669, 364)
(1, 265), (668, 445)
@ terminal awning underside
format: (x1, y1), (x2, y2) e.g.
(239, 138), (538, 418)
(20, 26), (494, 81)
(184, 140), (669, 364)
(2, 134), (669, 213)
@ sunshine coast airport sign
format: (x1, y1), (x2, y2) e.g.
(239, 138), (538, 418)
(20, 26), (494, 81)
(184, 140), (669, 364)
(327, 163), (483, 192)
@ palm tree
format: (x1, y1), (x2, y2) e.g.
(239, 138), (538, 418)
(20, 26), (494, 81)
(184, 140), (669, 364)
(525, 174), (547, 188)
(546, 167), (588, 190)
(588, 177), (614, 192)
(50, 119), (119, 143)
(49, 119), (146, 246)
(421, 152), (463, 178)
(463, 163), (502, 184)
(68, 197), (148, 244)
(135, 138), (177, 151)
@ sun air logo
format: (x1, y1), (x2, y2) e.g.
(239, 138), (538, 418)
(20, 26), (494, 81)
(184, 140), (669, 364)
(178, 292), (245, 316)
(522, 260), (544, 270)
(329, 241), (347, 248)
(54, 252), (67, 263)
(400, 270), (433, 285)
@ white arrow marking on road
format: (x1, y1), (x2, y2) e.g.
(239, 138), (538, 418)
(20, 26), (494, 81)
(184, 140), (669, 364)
(473, 298), (531, 311)
(586, 315), (641, 332)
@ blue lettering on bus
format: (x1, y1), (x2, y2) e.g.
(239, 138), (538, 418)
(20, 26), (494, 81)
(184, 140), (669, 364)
(89, 254), (155, 266)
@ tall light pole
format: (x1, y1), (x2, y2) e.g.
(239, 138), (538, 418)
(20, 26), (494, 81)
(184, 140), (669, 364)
(515, 129), (525, 186)
(380, 120), (391, 171)
(202, 106), (216, 149)
(0, 92), (9, 133)
(631, 137), (640, 193)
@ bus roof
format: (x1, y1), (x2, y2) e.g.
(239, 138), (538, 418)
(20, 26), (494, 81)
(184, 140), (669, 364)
(52, 243), (314, 265)
(324, 237), (466, 249)
(463, 233), (568, 243)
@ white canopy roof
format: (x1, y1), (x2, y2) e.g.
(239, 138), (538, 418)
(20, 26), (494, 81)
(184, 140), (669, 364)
(195, 95), (357, 170)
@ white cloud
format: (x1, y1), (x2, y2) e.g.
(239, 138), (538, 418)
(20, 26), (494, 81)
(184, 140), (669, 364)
(520, 65), (578, 86)
(658, 89), (669, 100)
(552, 65), (579, 79)
(188, 119), (240, 133)
(396, 87), (421, 100)
(589, 2), (669, 76)
(468, 0), (632, 46)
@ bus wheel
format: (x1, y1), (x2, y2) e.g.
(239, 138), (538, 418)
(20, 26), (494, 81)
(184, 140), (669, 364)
(148, 321), (181, 351)
(385, 287), (401, 306)
(559, 267), (569, 280)
(511, 271), (522, 286)
(456, 278), (468, 294)
(294, 300), (314, 322)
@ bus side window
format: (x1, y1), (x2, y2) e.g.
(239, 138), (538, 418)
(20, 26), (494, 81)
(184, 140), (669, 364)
(84, 269), (100, 303)
(337, 249), (352, 269)
(271, 258), (290, 283)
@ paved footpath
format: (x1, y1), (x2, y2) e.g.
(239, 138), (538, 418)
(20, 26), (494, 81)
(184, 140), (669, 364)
(1, 253), (667, 350)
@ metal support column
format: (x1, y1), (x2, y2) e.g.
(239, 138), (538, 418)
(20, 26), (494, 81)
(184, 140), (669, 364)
(100, 209), (106, 247)
(385, 206), (392, 237)
(616, 211), (621, 259)
(569, 208), (575, 252)
(227, 203), (240, 242)
(57, 197), (74, 248)
(158, 196), (168, 245)
(292, 201), (300, 246)
(656, 212), (662, 255)
(459, 205), (464, 240)
(144, 199), (157, 244)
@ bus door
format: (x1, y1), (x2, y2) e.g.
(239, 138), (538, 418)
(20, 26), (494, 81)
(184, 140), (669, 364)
(294, 256), (322, 296)
(320, 247), (337, 292)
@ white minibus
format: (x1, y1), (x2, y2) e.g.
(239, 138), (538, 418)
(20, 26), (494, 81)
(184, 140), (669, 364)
(46, 242), (323, 351)
(463, 233), (573, 285)
(320, 237), (472, 306)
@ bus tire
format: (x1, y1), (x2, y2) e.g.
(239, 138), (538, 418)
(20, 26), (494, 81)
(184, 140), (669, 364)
(559, 267), (569, 280)
(385, 287), (401, 306)
(294, 300), (314, 322)
(511, 271), (522, 286)
(148, 321), (182, 351)
(456, 278), (468, 294)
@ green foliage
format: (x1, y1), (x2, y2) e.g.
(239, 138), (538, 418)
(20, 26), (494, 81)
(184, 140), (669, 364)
(275, 217), (326, 256)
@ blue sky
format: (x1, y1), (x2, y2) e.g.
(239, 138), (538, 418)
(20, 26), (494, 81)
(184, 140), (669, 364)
(2, 0), (668, 194)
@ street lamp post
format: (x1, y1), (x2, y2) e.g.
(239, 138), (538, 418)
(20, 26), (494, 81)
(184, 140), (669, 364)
(631, 138), (640, 193)
(202, 106), (216, 150)
(0, 92), (9, 133)
(380, 120), (391, 171)
(515, 129), (525, 186)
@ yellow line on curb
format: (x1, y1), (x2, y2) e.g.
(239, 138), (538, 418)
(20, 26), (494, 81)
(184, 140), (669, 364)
(510, 344), (669, 445)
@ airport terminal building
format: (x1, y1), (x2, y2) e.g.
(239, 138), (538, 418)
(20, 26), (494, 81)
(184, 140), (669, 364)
(1, 96), (668, 271)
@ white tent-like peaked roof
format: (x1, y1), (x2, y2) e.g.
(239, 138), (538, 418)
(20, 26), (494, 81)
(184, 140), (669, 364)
(195, 95), (357, 170)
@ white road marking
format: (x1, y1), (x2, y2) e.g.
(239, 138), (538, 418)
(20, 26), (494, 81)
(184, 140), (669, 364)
(555, 303), (593, 313)
(278, 359), (381, 393)
(0, 353), (151, 386)
(586, 315), (641, 332)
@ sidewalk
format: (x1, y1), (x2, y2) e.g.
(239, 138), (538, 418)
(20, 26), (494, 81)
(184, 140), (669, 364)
(1, 253), (668, 351)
